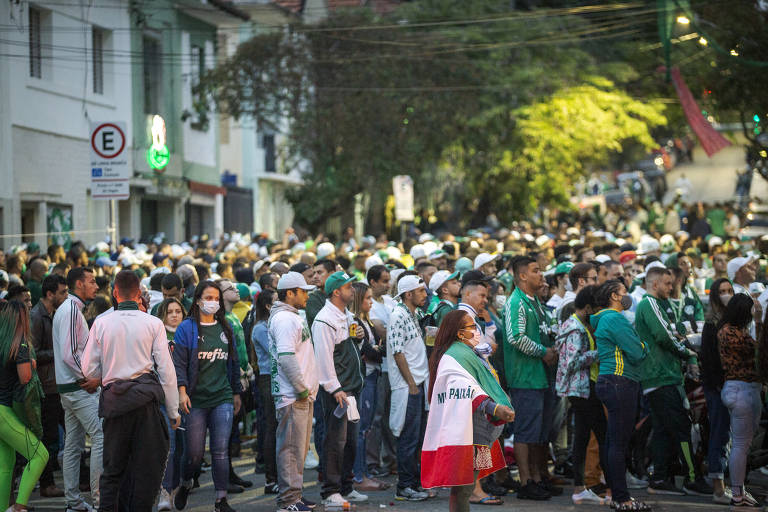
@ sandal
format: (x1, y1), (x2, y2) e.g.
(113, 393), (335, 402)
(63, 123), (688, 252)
(613, 498), (651, 511)
(469, 496), (504, 506)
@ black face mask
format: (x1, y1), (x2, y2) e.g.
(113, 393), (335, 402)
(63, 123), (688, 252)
(620, 294), (633, 311)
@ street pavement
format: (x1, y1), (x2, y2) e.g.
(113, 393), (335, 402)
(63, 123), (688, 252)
(27, 446), (742, 512)
(663, 133), (768, 204)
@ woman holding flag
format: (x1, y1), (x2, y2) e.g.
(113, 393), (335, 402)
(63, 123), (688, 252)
(421, 310), (515, 512)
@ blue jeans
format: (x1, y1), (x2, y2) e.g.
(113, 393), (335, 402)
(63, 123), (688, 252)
(183, 402), (234, 496)
(703, 386), (730, 479)
(161, 407), (185, 492)
(397, 387), (424, 490)
(353, 371), (379, 482)
(596, 374), (640, 504)
(721, 380), (762, 489)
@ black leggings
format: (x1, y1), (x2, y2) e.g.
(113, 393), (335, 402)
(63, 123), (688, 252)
(570, 386), (608, 487)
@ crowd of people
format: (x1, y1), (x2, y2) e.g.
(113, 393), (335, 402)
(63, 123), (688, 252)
(0, 203), (767, 512)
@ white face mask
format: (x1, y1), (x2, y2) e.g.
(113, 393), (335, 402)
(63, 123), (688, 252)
(720, 294), (733, 306)
(494, 295), (507, 310)
(200, 300), (220, 315)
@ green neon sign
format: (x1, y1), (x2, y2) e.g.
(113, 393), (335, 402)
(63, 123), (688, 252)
(148, 115), (170, 171)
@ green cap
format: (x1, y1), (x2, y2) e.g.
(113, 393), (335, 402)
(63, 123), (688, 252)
(324, 271), (356, 295)
(455, 257), (473, 275)
(236, 282), (251, 301)
(554, 261), (574, 275)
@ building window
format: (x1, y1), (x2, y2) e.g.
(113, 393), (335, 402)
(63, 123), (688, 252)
(92, 28), (104, 94)
(143, 36), (161, 114)
(263, 134), (276, 173)
(29, 7), (42, 78)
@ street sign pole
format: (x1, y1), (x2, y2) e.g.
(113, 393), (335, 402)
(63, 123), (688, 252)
(110, 199), (116, 251)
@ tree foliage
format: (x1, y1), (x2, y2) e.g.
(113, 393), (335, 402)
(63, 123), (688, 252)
(199, 0), (671, 231)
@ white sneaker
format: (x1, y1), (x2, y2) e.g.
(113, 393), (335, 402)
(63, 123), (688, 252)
(158, 489), (172, 511)
(713, 488), (732, 504)
(65, 501), (96, 512)
(304, 450), (319, 470)
(626, 471), (649, 489)
(343, 489), (368, 502)
(322, 493), (350, 508)
(572, 489), (605, 505)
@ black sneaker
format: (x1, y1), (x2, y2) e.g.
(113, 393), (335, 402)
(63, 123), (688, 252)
(682, 477), (713, 496)
(280, 502), (312, 512)
(481, 479), (508, 496)
(539, 478), (563, 496)
(300, 497), (317, 509)
(214, 498), (236, 512)
(265, 482), (279, 495)
(174, 484), (191, 510)
(229, 472), (253, 488)
(648, 480), (685, 495)
(227, 484), (244, 494)
(517, 479), (551, 500)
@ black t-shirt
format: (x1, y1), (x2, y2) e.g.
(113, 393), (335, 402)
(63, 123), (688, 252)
(0, 341), (30, 407)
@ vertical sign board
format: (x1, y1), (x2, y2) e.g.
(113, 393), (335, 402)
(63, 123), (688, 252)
(392, 175), (414, 222)
(90, 122), (129, 200)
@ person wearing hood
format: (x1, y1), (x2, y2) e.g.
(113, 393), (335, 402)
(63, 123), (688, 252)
(591, 280), (649, 512)
(268, 272), (318, 512)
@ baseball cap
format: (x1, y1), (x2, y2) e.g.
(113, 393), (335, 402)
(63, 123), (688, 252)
(316, 242), (335, 260)
(324, 271), (356, 295)
(365, 254), (384, 271)
(728, 256), (756, 282)
(277, 271), (316, 291)
(152, 253), (169, 266)
(637, 260), (666, 280)
(594, 254), (612, 264)
(554, 262), (574, 275)
(455, 257), (473, 275)
(619, 251), (637, 265)
(428, 249), (447, 261)
(473, 253), (499, 270)
(460, 270), (493, 288)
(396, 275), (425, 297)
(749, 282), (766, 295)
(429, 270), (459, 293)
(95, 256), (117, 267)
(409, 244), (427, 260)
(235, 282), (251, 301)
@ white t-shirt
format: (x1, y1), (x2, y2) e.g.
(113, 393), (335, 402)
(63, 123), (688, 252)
(370, 295), (396, 372)
(386, 303), (429, 391)
(269, 307), (319, 409)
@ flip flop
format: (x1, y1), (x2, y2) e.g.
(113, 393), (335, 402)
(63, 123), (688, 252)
(469, 496), (504, 506)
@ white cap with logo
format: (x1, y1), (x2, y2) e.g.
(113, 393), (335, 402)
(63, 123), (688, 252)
(277, 271), (316, 291)
(397, 275), (425, 297)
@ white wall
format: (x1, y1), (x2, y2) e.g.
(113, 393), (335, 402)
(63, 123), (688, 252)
(181, 32), (217, 170)
(0, 1), (133, 248)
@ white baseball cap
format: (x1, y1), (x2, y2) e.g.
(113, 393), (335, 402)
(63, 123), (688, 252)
(595, 254), (612, 263)
(365, 254), (384, 271)
(429, 270), (459, 293)
(473, 253), (499, 270)
(396, 275), (425, 297)
(637, 260), (666, 280)
(728, 256), (756, 282)
(316, 242), (335, 260)
(409, 244), (427, 260)
(277, 271), (316, 291)
(749, 282), (766, 295)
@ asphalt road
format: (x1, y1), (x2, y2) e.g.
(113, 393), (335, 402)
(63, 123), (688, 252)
(27, 448), (741, 512)
(663, 133), (768, 205)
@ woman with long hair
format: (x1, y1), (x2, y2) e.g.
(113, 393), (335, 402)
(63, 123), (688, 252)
(717, 293), (765, 508)
(172, 281), (243, 512)
(700, 277), (734, 504)
(349, 282), (388, 491)
(591, 280), (649, 512)
(0, 301), (49, 512)
(156, 297), (186, 510)
(421, 310), (514, 512)
(250, 289), (279, 495)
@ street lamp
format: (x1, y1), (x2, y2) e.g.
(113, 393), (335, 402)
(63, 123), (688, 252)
(676, 15), (691, 25)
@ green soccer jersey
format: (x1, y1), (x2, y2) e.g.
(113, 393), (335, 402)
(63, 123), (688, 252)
(191, 323), (233, 409)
